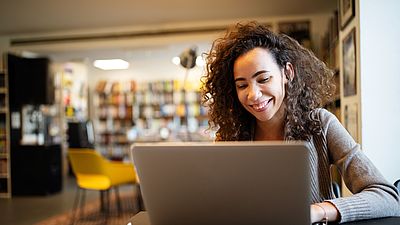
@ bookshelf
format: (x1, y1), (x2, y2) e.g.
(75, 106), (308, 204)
(0, 54), (11, 198)
(93, 79), (211, 160)
(135, 80), (209, 142)
(94, 80), (136, 160)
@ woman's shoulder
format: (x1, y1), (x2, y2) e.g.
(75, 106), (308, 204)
(310, 108), (336, 119)
(309, 108), (340, 128)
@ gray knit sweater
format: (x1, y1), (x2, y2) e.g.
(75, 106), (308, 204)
(309, 108), (400, 223)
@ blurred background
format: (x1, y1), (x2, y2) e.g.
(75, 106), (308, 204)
(2, 0), (399, 224)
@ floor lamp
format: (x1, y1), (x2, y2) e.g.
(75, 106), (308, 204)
(178, 46), (198, 141)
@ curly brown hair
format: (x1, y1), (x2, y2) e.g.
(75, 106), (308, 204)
(201, 21), (335, 141)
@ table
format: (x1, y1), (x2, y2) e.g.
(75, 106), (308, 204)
(126, 212), (400, 225)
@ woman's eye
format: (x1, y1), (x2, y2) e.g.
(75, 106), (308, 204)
(259, 76), (270, 83)
(236, 83), (247, 89)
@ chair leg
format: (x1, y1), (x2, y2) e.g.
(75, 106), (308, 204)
(79, 189), (86, 220)
(70, 187), (86, 225)
(98, 190), (109, 224)
(114, 186), (122, 215)
(69, 187), (81, 225)
(100, 190), (105, 213)
(104, 189), (110, 224)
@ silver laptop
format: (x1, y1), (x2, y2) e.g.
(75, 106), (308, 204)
(131, 141), (310, 225)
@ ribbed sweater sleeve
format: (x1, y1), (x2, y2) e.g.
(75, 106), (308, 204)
(317, 108), (400, 223)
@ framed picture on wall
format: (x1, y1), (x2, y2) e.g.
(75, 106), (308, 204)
(342, 28), (356, 97)
(344, 102), (358, 141)
(278, 21), (311, 49)
(339, 0), (355, 30)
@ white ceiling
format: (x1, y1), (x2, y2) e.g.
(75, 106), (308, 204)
(0, 0), (336, 36)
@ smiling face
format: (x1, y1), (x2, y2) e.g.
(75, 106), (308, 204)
(233, 47), (289, 124)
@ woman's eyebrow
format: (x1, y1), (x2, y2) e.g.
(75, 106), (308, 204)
(234, 70), (269, 82)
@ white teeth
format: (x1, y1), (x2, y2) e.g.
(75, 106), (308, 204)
(253, 100), (268, 110)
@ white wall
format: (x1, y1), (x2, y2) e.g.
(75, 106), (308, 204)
(359, 0), (400, 183)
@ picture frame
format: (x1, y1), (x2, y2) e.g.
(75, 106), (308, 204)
(278, 20), (311, 49)
(342, 28), (356, 97)
(339, 0), (355, 30)
(344, 102), (358, 141)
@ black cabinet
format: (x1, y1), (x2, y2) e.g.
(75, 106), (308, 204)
(5, 53), (61, 196)
(10, 145), (62, 195)
(7, 53), (54, 106)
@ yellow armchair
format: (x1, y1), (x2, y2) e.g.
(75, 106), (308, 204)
(68, 148), (140, 222)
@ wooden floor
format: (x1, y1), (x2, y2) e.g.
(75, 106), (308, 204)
(0, 176), (136, 225)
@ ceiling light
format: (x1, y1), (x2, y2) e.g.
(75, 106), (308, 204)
(195, 55), (205, 67)
(172, 56), (180, 65)
(93, 59), (129, 70)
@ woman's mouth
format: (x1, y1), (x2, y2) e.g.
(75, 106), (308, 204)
(251, 99), (271, 111)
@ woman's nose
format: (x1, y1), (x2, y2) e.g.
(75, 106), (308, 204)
(248, 85), (262, 101)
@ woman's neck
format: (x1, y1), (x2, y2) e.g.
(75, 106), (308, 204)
(253, 107), (286, 141)
(254, 121), (285, 141)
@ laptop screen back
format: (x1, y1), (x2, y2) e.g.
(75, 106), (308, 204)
(131, 141), (310, 225)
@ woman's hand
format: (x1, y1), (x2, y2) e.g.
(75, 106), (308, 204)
(310, 202), (340, 224)
(310, 204), (326, 223)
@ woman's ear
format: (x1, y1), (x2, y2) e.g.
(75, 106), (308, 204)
(284, 62), (295, 82)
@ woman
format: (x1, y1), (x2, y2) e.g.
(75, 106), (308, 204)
(201, 21), (400, 224)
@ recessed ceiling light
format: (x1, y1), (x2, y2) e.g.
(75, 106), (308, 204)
(172, 56), (180, 65)
(93, 59), (129, 70)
